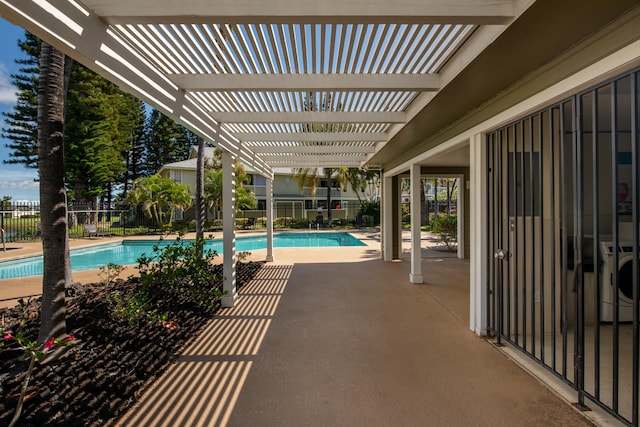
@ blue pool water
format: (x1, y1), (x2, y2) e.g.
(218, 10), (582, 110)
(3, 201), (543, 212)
(0, 232), (364, 279)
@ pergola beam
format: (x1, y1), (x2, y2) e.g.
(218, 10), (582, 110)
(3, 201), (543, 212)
(235, 132), (387, 142)
(89, 0), (516, 25)
(172, 74), (440, 91)
(260, 154), (369, 162)
(265, 160), (365, 167)
(212, 111), (406, 124)
(248, 145), (376, 154)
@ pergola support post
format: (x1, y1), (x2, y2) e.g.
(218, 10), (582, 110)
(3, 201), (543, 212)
(221, 150), (237, 307)
(266, 177), (274, 262)
(382, 173), (394, 261)
(410, 163), (424, 284)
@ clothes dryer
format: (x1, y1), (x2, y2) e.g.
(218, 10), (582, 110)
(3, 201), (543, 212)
(600, 241), (636, 322)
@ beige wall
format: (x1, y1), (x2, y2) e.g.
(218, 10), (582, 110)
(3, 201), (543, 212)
(272, 174), (302, 197)
(160, 169), (365, 204)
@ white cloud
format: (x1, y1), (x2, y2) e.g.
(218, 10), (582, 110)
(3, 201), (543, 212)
(0, 169), (39, 201)
(0, 168), (38, 182)
(0, 179), (39, 190)
(0, 63), (17, 104)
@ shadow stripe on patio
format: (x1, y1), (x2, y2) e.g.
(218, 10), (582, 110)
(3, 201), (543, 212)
(116, 264), (293, 427)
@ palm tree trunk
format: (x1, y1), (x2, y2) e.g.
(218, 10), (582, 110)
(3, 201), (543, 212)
(434, 178), (440, 220)
(420, 179), (428, 225)
(326, 168), (332, 226)
(447, 179), (451, 216)
(37, 42), (70, 342)
(91, 195), (99, 224)
(195, 136), (205, 256)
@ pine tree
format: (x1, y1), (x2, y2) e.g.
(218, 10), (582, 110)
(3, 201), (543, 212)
(2, 32), (145, 206)
(64, 63), (126, 205)
(120, 95), (146, 196)
(143, 108), (193, 175)
(1, 31), (40, 169)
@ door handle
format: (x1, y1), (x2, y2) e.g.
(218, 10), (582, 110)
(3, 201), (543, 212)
(494, 249), (511, 260)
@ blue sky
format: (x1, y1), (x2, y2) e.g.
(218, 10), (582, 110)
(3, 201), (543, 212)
(0, 17), (39, 202)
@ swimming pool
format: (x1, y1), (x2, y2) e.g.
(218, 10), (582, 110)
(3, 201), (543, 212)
(0, 232), (365, 279)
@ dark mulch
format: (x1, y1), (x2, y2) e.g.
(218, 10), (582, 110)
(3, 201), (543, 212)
(0, 261), (264, 427)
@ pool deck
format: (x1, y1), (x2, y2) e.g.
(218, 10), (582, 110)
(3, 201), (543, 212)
(0, 229), (608, 426)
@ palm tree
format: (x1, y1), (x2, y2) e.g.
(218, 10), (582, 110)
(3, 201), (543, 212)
(162, 179), (193, 225)
(204, 168), (223, 218)
(128, 174), (192, 229)
(293, 167), (347, 226)
(204, 161), (257, 219)
(37, 42), (72, 343)
(345, 168), (379, 204)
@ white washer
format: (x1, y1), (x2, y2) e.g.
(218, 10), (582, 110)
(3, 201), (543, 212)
(600, 241), (636, 322)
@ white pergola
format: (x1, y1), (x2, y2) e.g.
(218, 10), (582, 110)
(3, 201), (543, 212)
(0, 0), (536, 304)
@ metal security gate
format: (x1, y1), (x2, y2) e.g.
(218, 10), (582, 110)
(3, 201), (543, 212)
(487, 69), (640, 425)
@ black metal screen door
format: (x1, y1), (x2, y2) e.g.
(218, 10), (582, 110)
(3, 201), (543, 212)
(487, 69), (640, 426)
(487, 104), (573, 386)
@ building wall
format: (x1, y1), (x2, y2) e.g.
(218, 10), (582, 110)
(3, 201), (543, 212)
(160, 169), (197, 194)
(272, 174), (302, 197)
(159, 168), (367, 210)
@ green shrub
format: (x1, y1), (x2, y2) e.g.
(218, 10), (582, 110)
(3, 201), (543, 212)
(359, 201), (380, 225)
(170, 219), (194, 234)
(110, 291), (164, 325)
(276, 217), (291, 228)
(431, 215), (457, 252)
(111, 237), (225, 325)
(289, 218), (311, 228)
(205, 219), (223, 230)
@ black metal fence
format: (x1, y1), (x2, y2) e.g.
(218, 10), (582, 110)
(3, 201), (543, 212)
(1, 200), (379, 243)
(0, 202), (158, 243)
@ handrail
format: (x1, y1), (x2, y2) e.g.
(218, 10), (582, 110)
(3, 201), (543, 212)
(1, 228), (5, 252)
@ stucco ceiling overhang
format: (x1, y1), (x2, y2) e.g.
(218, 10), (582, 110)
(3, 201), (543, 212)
(370, 0), (640, 171)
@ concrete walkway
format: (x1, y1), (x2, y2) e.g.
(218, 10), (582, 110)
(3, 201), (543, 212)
(1, 230), (595, 426)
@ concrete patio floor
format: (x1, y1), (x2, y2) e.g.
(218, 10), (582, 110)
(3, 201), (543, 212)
(0, 230), (600, 426)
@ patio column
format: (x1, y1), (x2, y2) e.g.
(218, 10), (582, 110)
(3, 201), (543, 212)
(266, 176), (274, 262)
(221, 150), (237, 307)
(410, 163), (423, 284)
(382, 173), (394, 261)
(382, 173), (402, 261)
(470, 133), (488, 335)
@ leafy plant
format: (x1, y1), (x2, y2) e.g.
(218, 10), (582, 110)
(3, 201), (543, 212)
(137, 237), (224, 307)
(2, 325), (74, 427)
(110, 292), (160, 325)
(98, 263), (127, 285)
(431, 215), (457, 252)
(358, 200), (380, 225)
(109, 237), (224, 325)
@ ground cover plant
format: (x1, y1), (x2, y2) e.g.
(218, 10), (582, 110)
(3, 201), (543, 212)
(0, 239), (263, 426)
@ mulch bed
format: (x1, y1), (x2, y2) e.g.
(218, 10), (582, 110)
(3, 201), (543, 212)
(0, 261), (264, 427)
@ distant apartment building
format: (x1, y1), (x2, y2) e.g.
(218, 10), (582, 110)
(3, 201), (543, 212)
(158, 147), (373, 220)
